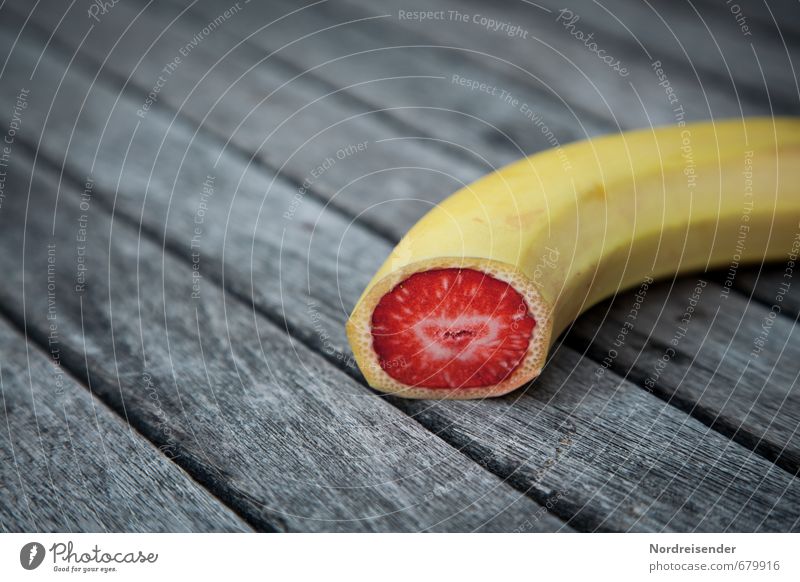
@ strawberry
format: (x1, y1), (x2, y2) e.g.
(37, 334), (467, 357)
(371, 269), (536, 389)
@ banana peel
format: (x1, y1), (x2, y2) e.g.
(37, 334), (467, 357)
(347, 117), (800, 399)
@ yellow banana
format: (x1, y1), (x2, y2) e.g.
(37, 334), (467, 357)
(347, 117), (800, 399)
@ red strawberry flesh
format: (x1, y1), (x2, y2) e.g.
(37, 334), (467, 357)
(371, 268), (536, 389)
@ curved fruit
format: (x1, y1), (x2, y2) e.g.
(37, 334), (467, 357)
(346, 117), (800, 399)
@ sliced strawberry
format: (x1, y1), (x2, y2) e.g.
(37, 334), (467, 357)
(371, 268), (536, 389)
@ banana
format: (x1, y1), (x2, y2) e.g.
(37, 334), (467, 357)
(346, 117), (800, 399)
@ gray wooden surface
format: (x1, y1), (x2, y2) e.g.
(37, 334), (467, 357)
(0, 316), (250, 532)
(0, 0), (798, 531)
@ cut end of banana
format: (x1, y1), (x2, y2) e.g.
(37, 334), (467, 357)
(346, 258), (552, 400)
(346, 118), (800, 399)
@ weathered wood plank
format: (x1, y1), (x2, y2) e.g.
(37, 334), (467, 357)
(0, 143), (565, 532)
(695, 0), (800, 38)
(735, 266), (800, 322)
(2, 17), (798, 530)
(3, 0), (483, 239)
(527, 0), (799, 108)
(163, 0), (798, 182)
(162, 0), (616, 155)
(345, 0), (779, 126)
(211, 0), (800, 112)
(568, 276), (800, 473)
(0, 322), (250, 532)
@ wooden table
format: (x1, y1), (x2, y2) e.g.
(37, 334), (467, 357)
(0, 0), (798, 532)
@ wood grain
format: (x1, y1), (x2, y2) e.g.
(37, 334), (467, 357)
(735, 267), (800, 322)
(568, 277), (800, 473)
(0, 318), (251, 532)
(524, 0), (799, 109)
(1, 16), (797, 530)
(165, 0), (616, 154)
(3, 0), (482, 240)
(695, 0), (800, 38)
(344, 0), (782, 126)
